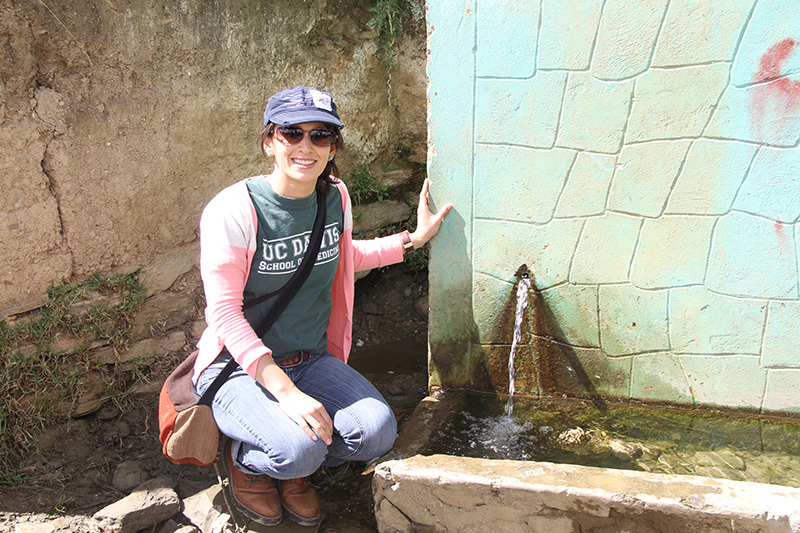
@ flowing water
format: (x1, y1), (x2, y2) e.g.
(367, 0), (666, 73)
(505, 272), (531, 416)
(427, 392), (800, 488)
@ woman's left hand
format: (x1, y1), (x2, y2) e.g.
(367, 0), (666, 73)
(409, 178), (453, 249)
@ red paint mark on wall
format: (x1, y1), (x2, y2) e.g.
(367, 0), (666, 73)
(775, 220), (788, 254)
(749, 38), (800, 143)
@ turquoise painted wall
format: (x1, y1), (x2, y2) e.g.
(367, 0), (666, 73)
(427, 0), (800, 414)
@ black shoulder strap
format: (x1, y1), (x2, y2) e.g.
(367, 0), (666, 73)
(242, 188), (327, 311)
(198, 189), (327, 406)
(251, 190), (327, 337)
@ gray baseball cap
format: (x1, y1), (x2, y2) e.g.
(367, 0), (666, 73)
(263, 86), (344, 128)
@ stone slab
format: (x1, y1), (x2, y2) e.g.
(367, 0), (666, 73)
(652, 0), (755, 66)
(631, 353), (693, 404)
(707, 212), (799, 299)
(669, 286), (766, 355)
(599, 284), (669, 356)
(607, 140), (692, 218)
(373, 454), (800, 533)
(591, 0), (669, 80)
(730, 0), (800, 87)
(680, 355), (767, 410)
(140, 242), (199, 297)
(626, 64), (729, 142)
(555, 152), (616, 218)
(538, 0), (603, 70)
(474, 146), (574, 224)
(665, 139), (758, 216)
(764, 369), (800, 413)
(630, 216), (716, 289)
(734, 147), (800, 224)
(706, 83), (800, 147)
(570, 213), (641, 284)
(557, 73), (634, 153)
(473, 218), (583, 290)
(763, 301), (800, 369)
(472, 274), (521, 346)
(537, 283), (599, 348)
(476, 0), (539, 77)
(476, 74), (567, 149)
(569, 348), (632, 399)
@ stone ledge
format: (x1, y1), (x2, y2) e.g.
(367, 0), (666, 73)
(373, 454), (800, 533)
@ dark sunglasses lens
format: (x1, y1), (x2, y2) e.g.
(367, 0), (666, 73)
(276, 127), (335, 147)
(277, 127), (304, 143)
(309, 130), (335, 147)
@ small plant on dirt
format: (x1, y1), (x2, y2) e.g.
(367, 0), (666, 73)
(0, 271), (146, 478)
(368, 0), (407, 107)
(53, 494), (76, 514)
(405, 246), (429, 273)
(346, 165), (389, 205)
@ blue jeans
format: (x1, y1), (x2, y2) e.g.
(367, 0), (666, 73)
(196, 352), (397, 479)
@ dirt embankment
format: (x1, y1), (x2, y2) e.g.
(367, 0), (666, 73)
(1, 1), (431, 528)
(0, 0), (427, 317)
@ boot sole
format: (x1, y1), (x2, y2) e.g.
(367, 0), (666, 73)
(284, 506), (321, 528)
(229, 488), (283, 526)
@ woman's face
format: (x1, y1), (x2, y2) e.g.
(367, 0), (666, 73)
(264, 121), (337, 196)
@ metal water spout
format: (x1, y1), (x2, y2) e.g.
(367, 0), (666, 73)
(505, 266), (532, 416)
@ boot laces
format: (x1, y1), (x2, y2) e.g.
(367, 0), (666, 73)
(244, 473), (271, 488)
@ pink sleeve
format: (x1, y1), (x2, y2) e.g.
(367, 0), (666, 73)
(352, 234), (405, 271)
(200, 184), (270, 379)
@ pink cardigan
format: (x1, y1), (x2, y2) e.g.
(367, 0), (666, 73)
(193, 177), (406, 382)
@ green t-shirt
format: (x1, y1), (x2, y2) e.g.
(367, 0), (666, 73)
(243, 177), (343, 362)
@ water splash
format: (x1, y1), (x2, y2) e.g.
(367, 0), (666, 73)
(505, 271), (532, 417)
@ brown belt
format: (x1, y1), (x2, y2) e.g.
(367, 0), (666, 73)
(276, 351), (312, 367)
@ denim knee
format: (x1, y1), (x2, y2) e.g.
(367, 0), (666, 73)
(240, 434), (328, 479)
(360, 401), (398, 459)
(327, 396), (398, 464)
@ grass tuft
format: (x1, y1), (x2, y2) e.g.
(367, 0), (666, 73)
(346, 165), (389, 205)
(0, 271), (146, 478)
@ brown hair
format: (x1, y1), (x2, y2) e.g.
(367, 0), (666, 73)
(260, 123), (344, 194)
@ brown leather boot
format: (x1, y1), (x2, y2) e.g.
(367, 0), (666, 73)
(280, 476), (321, 526)
(224, 440), (282, 526)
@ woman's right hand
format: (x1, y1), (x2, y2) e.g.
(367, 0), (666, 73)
(278, 388), (334, 445)
(256, 355), (334, 444)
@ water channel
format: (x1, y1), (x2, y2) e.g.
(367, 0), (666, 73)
(426, 391), (800, 488)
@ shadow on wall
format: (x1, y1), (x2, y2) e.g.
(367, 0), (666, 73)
(428, 208), (478, 390)
(471, 268), (610, 411)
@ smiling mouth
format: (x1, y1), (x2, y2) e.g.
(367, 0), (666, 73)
(293, 158), (317, 167)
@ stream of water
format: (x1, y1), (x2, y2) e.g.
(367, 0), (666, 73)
(505, 272), (531, 417)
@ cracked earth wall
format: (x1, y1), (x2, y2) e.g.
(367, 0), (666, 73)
(0, 0), (427, 317)
(427, 0), (800, 413)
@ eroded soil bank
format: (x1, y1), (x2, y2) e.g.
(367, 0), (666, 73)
(0, 261), (429, 532)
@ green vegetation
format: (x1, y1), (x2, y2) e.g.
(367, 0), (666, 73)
(404, 246), (429, 273)
(0, 271), (146, 479)
(346, 165), (389, 205)
(368, 0), (407, 107)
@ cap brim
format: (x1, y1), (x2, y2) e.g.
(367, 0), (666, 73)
(268, 110), (344, 128)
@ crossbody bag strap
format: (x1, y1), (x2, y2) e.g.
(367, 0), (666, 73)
(198, 189), (327, 406)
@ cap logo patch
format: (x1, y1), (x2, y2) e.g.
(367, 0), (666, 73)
(310, 89), (332, 111)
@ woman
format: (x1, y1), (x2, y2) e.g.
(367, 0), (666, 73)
(192, 86), (451, 527)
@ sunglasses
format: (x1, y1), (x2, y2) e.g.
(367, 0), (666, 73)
(275, 126), (338, 147)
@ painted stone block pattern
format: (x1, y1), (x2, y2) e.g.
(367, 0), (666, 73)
(631, 353), (693, 404)
(599, 285), (669, 356)
(428, 0), (800, 413)
(557, 73), (633, 153)
(630, 216), (715, 289)
(476, 76), (567, 149)
(476, 0), (539, 78)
